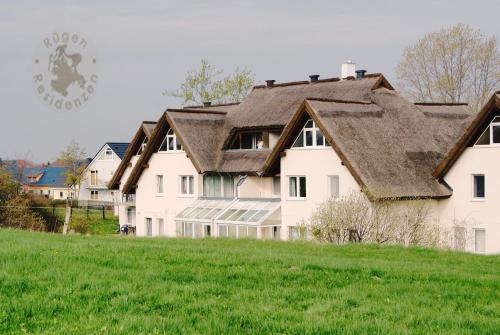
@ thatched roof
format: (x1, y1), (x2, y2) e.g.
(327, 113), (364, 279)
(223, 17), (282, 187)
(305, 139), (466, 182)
(264, 89), (474, 200)
(434, 92), (500, 178)
(108, 121), (156, 190)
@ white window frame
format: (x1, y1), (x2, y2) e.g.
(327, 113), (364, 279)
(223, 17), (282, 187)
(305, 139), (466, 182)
(91, 190), (99, 200)
(104, 148), (113, 160)
(291, 119), (328, 149)
(473, 228), (486, 253)
(474, 117), (500, 147)
(155, 175), (164, 195)
(137, 137), (148, 155)
(203, 175), (234, 198)
(180, 175), (194, 196)
(90, 170), (98, 186)
(472, 174), (485, 201)
(159, 128), (183, 152)
(145, 217), (153, 237)
(288, 175), (307, 199)
(328, 175), (340, 199)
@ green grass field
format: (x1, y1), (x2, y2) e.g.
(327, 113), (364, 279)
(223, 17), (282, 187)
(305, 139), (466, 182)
(0, 229), (499, 334)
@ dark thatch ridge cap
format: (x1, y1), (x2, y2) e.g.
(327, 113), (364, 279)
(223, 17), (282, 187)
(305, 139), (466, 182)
(422, 112), (470, 119)
(142, 120), (157, 124)
(415, 102), (469, 106)
(253, 75), (384, 90)
(363, 73), (383, 78)
(306, 97), (372, 104)
(167, 108), (228, 115)
(183, 102), (240, 109)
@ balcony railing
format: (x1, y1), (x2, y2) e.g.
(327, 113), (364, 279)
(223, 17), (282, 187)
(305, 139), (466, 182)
(121, 194), (136, 205)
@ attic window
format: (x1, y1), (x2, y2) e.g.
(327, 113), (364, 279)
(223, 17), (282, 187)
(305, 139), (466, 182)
(475, 116), (500, 146)
(292, 119), (328, 148)
(230, 132), (268, 150)
(159, 129), (183, 152)
(105, 148), (113, 160)
(137, 137), (148, 155)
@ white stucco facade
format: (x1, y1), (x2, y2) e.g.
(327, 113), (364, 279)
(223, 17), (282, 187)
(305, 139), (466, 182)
(437, 146), (500, 254)
(135, 151), (200, 237)
(280, 147), (359, 239)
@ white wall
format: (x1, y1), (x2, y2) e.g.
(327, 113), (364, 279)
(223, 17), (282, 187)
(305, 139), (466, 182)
(135, 151), (200, 237)
(438, 146), (500, 254)
(79, 144), (122, 203)
(280, 147), (359, 239)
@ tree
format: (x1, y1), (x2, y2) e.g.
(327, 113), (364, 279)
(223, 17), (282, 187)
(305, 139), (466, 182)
(58, 140), (87, 201)
(164, 59), (254, 105)
(396, 24), (500, 112)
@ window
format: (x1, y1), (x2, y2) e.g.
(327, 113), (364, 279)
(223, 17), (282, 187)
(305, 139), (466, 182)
(90, 170), (98, 186)
(472, 174), (485, 199)
(180, 175), (194, 195)
(91, 190), (99, 200)
(145, 218), (152, 236)
(230, 132), (268, 150)
(127, 208), (134, 224)
(156, 175), (164, 194)
(177, 221), (211, 238)
(105, 148), (113, 160)
(289, 176), (306, 198)
(328, 175), (340, 199)
(475, 116), (500, 146)
(203, 175), (234, 198)
(158, 218), (164, 236)
(272, 176), (281, 196)
(137, 137), (148, 155)
(159, 128), (183, 152)
(474, 228), (486, 253)
(59, 192), (64, 199)
(292, 119), (328, 148)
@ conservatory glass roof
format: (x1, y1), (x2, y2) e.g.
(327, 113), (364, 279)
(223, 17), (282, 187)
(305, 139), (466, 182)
(215, 198), (280, 225)
(175, 198), (236, 222)
(175, 197), (281, 225)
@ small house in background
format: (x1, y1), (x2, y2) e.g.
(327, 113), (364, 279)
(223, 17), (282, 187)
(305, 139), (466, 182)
(23, 166), (74, 200)
(78, 142), (129, 207)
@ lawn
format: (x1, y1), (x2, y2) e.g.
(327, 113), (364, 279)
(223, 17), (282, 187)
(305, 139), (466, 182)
(0, 230), (499, 334)
(49, 206), (118, 235)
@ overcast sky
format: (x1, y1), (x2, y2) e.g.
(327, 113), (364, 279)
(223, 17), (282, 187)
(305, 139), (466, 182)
(1, 0), (499, 162)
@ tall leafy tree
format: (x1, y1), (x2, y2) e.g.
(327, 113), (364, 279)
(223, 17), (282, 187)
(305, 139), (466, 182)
(57, 140), (87, 201)
(165, 59), (254, 105)
(396, 24), (500, 112)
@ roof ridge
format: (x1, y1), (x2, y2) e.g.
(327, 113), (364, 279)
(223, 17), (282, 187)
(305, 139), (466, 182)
(142, 121), (157, 124)
(168, 108), (228, 115)
(184, 102), (240, 109)
(306, 97), (372, 105)
(415, 102), (468, 106)
(253, 74), (382, 90)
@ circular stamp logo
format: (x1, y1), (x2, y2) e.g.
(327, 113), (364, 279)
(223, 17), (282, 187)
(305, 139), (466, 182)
(33, 31), (98, 111)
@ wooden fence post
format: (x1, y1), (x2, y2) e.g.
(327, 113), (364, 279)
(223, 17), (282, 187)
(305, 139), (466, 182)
(102, 206), (105, 220)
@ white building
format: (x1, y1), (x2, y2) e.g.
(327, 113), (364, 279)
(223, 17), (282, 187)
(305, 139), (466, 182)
(79, 142), (129, 206)
(108, 122), (156, 231)
(117, 70), (500, 254)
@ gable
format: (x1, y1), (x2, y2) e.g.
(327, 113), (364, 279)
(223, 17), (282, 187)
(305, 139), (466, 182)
(434, 93), (500, 178)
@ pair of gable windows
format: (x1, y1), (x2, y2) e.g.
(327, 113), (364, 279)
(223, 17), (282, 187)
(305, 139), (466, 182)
(292, 119), (328, 148)
(475, 116), (500, 146)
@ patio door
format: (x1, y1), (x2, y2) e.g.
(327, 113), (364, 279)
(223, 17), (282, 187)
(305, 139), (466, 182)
(145, 218), (152, 236)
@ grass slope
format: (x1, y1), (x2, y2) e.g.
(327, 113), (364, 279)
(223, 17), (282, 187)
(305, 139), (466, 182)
(0, 229), (499, 334)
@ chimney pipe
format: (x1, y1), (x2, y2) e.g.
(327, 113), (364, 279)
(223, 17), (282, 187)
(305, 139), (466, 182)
(265, 80), (275, 87)
(341, 60), (356, 79)
(309, 74), (320, 83)
(203, 101), (211, 107)
(356, 70), (367, 79)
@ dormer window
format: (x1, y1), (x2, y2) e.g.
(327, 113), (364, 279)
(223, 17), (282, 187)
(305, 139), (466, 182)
(230, 132), (268, 150)
(292, 119), (328, 148)
(159, 128), (183, 152)
(475, 116), (500, 146)
(137, 137), (148, 155)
